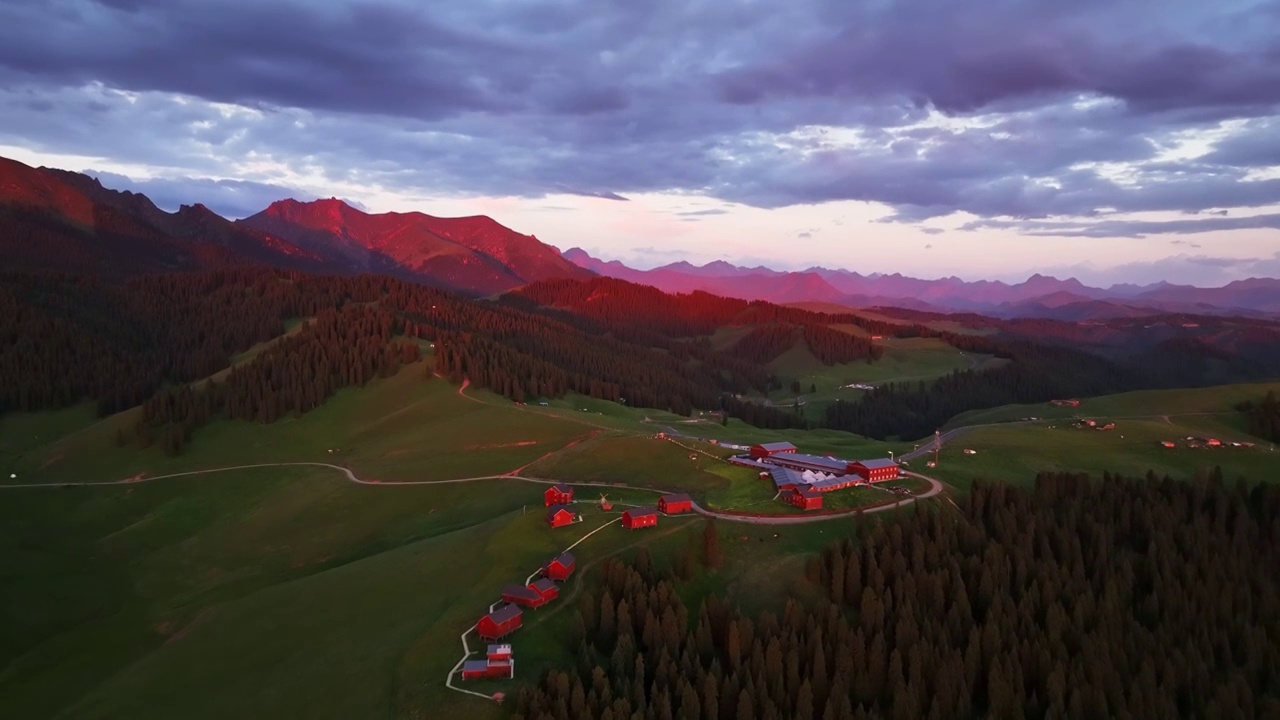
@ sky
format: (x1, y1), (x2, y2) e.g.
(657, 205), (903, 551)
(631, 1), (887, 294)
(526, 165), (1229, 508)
(1, 0), (1279, 286)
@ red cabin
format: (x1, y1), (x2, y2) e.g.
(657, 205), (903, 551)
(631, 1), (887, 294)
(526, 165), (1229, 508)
(528, 578), (559, 604)
(544, 551), (576, 581)
(501, 583), (547, 608)
(785, 487), (823, 511)
(544, 483), (574, 507)
(487, 643), (512, 662)
(461, 658), (513, 680)
(462, 644), (515, 680)
(658, 493), (693, 514)
(622, 507), (659, 529)
(749, 441), (797, 459)
(850, 458), (899, 482)
(546, 504), (576, 528)
(477, 604), (523, 640)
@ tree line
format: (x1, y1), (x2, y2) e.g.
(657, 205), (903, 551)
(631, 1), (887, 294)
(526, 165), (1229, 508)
(1238, 390), (1280, 442)
(824, 340), (1126, 439)
(135, 304), (422, 454)
(514, 471), (1280, 720)
(1, 268), (806, 444)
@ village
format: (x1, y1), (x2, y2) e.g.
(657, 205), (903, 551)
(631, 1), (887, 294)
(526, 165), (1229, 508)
(452, 439), (905, 695)
(727, 442), (901, 512)
(453, 481), (698, 695)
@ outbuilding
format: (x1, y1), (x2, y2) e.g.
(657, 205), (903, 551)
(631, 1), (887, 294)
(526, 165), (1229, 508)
(501, 583), (546, 608)
(658, 493), (694, 514)
(461, 657), (513, 680)
(477, 604), (523, 640)
(850, 458), (899, 482)
(546, 504), (577, 528)
(622, 507), (659, 529)
(487, 643), (512, 662)
(528, 578), (559, 604)
(544, 551), (576, 581)
(749, 441), (798, 459)
(462, 644), (515, 680)
(544, 483), (574, 507)
(785, 487), (824, 511)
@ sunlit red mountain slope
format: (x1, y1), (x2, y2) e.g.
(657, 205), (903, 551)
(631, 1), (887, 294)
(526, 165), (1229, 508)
(0, 156), (319, 275)
(238, 198), (592, 294)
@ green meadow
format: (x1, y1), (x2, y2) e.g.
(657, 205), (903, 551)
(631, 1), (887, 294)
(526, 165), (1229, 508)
(2, 346), (1275, 719)
(924, 382), (1280, 491)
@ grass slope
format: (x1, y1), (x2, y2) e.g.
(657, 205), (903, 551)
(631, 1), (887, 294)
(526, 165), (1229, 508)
(924, 382), (1280, 490)
(3, 345), (1274, 718)
(765, 336), (1004, 422)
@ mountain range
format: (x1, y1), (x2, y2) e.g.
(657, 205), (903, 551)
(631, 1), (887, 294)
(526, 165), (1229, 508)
(1, 153), (1275, 318)
(563, 249), (1280, 319)
(0, 156), (589, 295)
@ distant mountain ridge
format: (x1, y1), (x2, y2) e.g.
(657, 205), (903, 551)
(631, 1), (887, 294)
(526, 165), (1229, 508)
(562, 248), (1280, 318)
(0, 155), (589, 295)
(2, 152), (1275, 315)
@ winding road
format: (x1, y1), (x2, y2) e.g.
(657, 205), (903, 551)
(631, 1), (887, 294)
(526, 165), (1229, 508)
(0, 461), (947, 523)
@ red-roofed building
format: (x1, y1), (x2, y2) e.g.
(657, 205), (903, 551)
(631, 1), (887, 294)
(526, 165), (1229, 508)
(546, 504), (576, 528)
(850, 458), (899, 482)
(501, 583), (545, 608)
(785, 487), (823, 511)
(749, 441), (798, 459)
(544, 483), (574, 506)
(543, 552), (575, 581)
(462, 644), (515, 680)
(528, 578), (559, 604)
(477, 604), (522, 640)
(658, 493), (693, 514)
(487, 643), (512, 662)
(622, 507), (658, 529)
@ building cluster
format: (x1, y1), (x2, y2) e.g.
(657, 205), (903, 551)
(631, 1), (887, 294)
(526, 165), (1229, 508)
(1077, 419), (1116, 430)
(467, 481), (703, 683)
(468, 550), (577, 682)
(1162, 436), (1255, 450)
(545, 484), (578, 527)
(729, 442), (900, 511)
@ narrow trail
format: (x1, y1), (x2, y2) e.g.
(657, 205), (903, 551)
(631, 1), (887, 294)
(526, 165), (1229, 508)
(444, 627), (495, 701)
(506, 430), (603, 477)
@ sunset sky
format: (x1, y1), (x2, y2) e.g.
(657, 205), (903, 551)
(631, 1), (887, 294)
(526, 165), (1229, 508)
(2, 0), (1279, 286)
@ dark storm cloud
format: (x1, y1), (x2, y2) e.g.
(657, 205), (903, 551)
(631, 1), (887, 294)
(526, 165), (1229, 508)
(0, 0), (1278, 232)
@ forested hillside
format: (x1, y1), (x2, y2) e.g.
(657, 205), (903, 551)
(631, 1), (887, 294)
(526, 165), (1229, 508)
(4, 263), (1278, 444)
(515, 472), (1280, 720)
(1239, 391), (1280, 443)
(0, 268), (810, 449)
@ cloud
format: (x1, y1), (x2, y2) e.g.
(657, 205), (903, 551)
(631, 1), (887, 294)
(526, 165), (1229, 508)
(1043, 252), (1280, 287)
(84, 169), (313, 218)
(797, 231), (812, 238)
(0, 0), (1277, 238)
(961, 211), (1280, 238)
(676, 208), (729, 217)
(554, 185), (630, 201)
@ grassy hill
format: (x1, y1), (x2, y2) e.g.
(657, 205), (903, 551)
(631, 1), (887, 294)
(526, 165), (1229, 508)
(3, 348), (1275, 718)
(0, 361), (892, 719)
(764, 335), (1006, 422)
(921, 382), (1280, 490)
